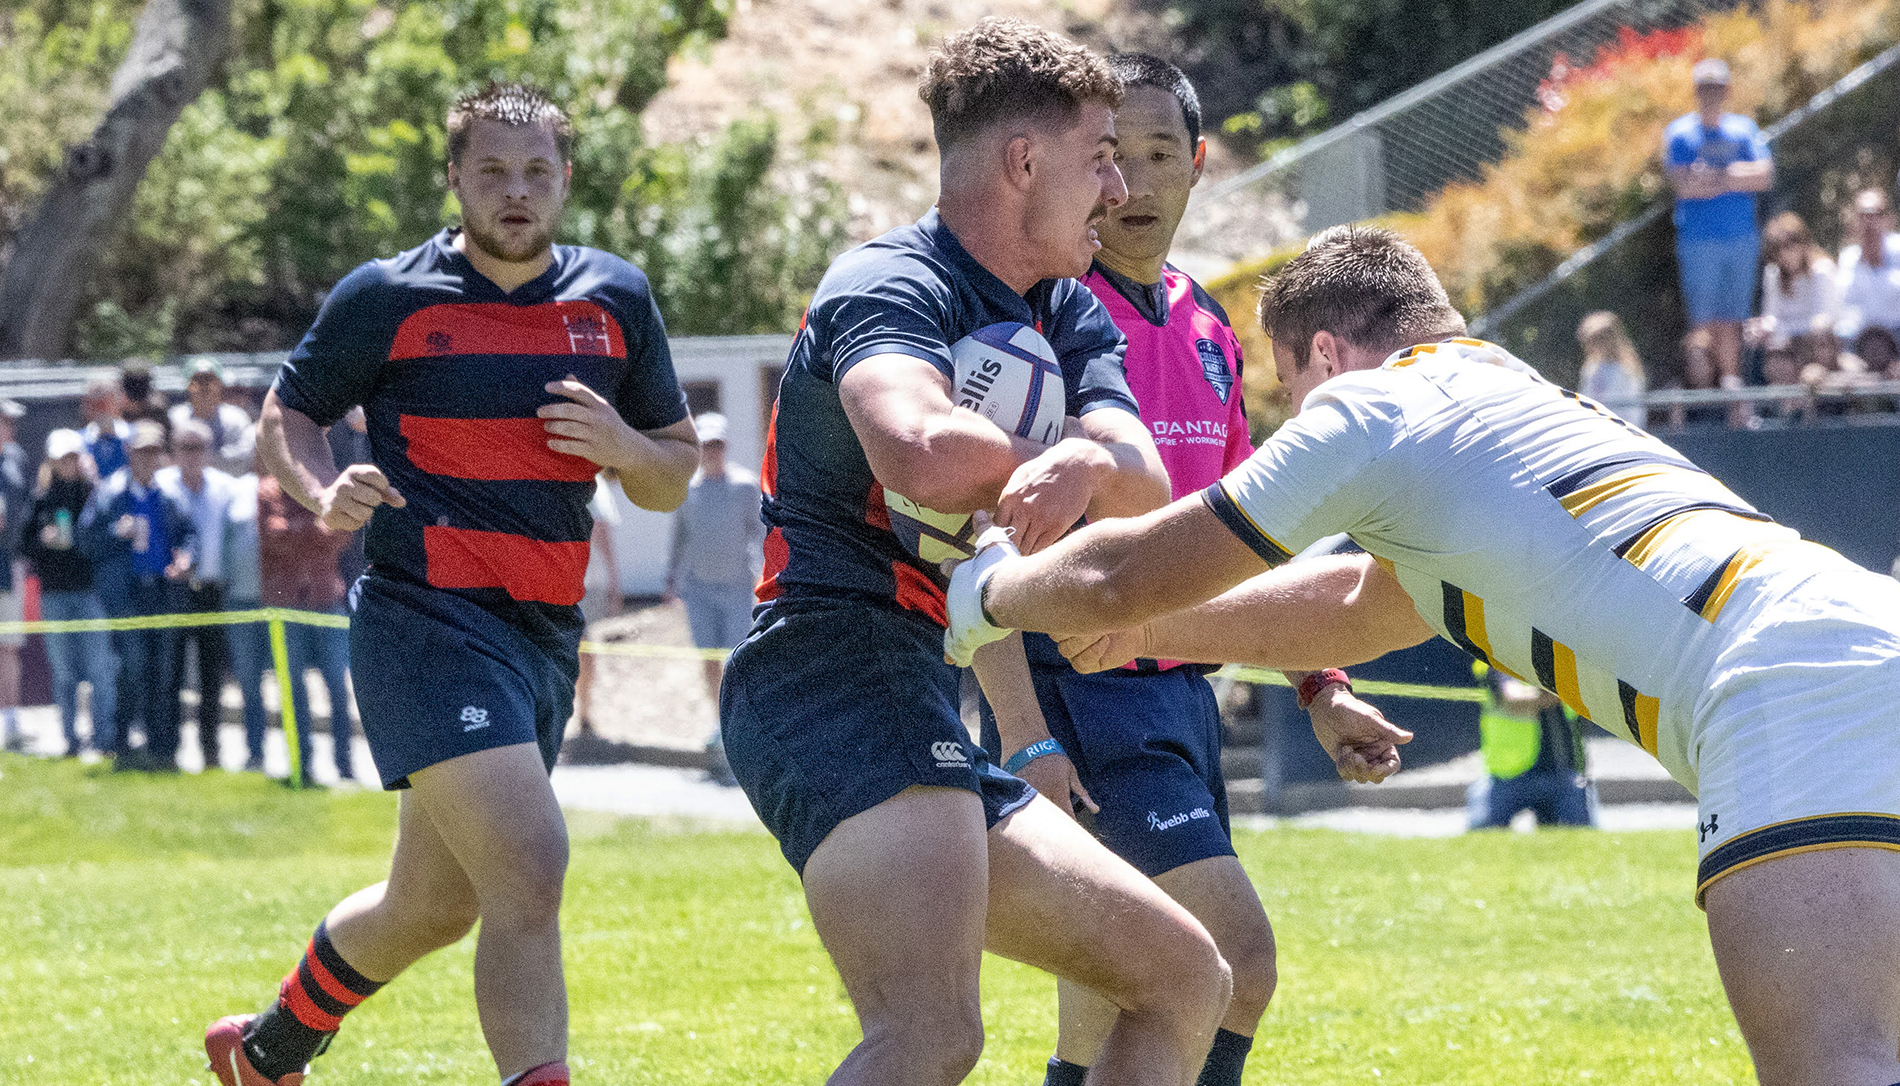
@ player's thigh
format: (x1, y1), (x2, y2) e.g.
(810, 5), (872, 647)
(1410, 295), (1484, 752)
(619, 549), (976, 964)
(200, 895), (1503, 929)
(984, 793), (1219, 1007)
(406, 742), (569, 905)
(1151, 856), (1273, 973)
(1704, 847), (1900, 1075)
(802, 785), (989, 1018)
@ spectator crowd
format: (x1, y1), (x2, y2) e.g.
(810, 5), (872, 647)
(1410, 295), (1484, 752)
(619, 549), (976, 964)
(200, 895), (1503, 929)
(1, 358), (359, 786)
(1576, 56), (1900, 428)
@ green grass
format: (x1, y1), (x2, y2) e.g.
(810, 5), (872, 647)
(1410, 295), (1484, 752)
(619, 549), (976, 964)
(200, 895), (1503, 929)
(0, 753), (1750, 1085)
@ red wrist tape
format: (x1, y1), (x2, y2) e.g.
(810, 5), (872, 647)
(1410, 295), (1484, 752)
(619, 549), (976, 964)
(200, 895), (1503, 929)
(1296, 668), (1352, 710)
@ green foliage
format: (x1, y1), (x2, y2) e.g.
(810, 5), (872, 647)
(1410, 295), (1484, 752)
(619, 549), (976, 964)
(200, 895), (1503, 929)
(0, 752), (1750, 1084)
(0, 0), (846, 355)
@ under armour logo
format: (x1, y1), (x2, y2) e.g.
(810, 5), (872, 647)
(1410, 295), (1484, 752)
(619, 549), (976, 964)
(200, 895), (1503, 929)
(930, 741), (969, 768)
(1699, 813), (1720, 842)
(461, 706), (490, 731)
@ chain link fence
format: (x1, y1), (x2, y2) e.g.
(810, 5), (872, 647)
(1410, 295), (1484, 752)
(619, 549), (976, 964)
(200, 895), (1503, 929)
(1176, 0), (1744, 269)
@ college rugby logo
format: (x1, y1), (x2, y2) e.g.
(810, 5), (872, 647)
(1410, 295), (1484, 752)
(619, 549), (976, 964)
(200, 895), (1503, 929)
(930, 741), (970, 769)
(1196, 338), (1232, 404)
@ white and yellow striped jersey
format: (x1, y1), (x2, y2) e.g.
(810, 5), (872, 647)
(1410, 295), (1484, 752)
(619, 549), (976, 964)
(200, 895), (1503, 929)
(1204, 338), (1858, 792)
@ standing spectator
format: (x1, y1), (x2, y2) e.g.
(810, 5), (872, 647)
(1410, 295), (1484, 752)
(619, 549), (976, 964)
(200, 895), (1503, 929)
(170, 357), (257, 477)
(1467, 662), (1597, 830)
(665, 412), (763, 705)
(1664, 57), (1774, 422)
(1753, 210), (1843, 387)
(158, 419), (241, 771)
(257, 469), (356, 784)
(0, 399), (28, 749)
(1575, 311), (1647, 425)
(82, 420), (195, 770)
(79, 376), (130, 483)
(121, 359), (171, 431)
(220, 454), (272, 772)
(20, 430), (118, 757)
(1834, 187), (1900, 373)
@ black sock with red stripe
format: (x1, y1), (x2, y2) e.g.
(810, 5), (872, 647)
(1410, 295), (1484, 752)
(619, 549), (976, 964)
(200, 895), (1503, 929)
(241, 922), (384, 1079)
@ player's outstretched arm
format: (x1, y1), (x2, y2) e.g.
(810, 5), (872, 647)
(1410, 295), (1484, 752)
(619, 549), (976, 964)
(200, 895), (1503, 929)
(539, 379), (698, 511)
(979, 494), (1268, 639)
(1057, 554), (1435, 674)
(259, 389), (405, 532)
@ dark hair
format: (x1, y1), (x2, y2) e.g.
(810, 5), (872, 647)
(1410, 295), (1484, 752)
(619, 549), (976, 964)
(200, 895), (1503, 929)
(447, 81), (574, 165)
(1108, 52), (1201, 146)
(919, 18), (1121, 152)
(1258, 225), (1467, 369)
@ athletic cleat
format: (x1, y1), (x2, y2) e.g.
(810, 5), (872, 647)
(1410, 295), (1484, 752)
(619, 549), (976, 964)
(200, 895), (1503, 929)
(505, 1060), (571, 1086)
(204, 1015), (304, 1086)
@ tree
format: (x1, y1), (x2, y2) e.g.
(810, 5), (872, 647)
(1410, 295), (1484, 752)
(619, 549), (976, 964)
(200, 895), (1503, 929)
(0, 0), (232, 360)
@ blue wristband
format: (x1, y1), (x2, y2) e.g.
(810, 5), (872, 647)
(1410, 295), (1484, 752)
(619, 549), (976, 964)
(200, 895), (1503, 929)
(1004, 738), (1065, 775)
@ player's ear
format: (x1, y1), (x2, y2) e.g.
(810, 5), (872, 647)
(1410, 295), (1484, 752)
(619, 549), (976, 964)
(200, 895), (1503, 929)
(1191, 138), (1206, 185)
(1310, 330), (1342, 377)
(1004, 133), (1036, 192)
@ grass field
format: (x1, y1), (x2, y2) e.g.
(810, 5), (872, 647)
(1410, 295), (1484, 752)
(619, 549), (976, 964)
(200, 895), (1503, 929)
(0, 753), (1751, 1085)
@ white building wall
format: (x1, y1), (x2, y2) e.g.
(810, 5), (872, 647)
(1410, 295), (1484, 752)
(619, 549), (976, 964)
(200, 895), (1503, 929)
(599, 334), (794, 596)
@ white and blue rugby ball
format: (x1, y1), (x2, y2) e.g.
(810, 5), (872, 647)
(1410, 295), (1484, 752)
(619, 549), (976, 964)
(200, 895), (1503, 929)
(886, 322), (1066, 564)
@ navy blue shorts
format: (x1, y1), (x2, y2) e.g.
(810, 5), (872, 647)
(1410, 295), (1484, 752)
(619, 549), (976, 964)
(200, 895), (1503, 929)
(981, 634), (1232, 878)
(721, 603), (1035, 875)
(349, 575), (580, 790)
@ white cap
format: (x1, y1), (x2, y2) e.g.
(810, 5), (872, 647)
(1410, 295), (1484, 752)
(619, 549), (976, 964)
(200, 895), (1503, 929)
(695, 412), (729, 444)
(46, 429), (85, 459)
(1693, 58), (1731, 86)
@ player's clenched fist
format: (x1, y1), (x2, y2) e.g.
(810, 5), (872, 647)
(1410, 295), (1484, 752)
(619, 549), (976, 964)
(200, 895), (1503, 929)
(1053, 625), (1151, 674)
(539, 377), (634, 468)
(320, 464), (405, 531)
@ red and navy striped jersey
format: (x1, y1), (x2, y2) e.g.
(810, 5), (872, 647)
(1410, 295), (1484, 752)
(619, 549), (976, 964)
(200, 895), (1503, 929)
(274, 228), (688, 627)
(757, 209), (1140, 626)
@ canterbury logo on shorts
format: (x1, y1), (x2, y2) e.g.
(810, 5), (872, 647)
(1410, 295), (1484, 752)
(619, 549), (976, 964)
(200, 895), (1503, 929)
(930, 741), (969, 769)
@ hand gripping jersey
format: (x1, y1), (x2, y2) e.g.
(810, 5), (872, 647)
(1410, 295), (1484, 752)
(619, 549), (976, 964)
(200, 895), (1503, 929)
(1081, 264), (1254, 498)
(274, 229), (689, 624)
(1203, 338), (1858, 794)
(757, 209), (1140, 626)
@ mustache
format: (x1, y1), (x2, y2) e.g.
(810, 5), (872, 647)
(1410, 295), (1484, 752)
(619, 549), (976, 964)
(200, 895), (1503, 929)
(1088, 203), (1109, 225)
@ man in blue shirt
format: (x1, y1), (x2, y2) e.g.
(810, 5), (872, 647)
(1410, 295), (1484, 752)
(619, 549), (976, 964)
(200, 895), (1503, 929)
(81, 420), (196, 770)
(1664, 58), (1774, 417)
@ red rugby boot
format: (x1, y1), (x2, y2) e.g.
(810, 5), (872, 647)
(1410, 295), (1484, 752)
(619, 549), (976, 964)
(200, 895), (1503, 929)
(204, 1015), (304, 1086)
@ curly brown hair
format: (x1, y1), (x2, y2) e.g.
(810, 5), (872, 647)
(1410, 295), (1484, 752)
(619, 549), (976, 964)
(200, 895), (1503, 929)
(447, 81), (574, 165)
(919, 18), (1121, 152)
(1258, 225), (1466, 369)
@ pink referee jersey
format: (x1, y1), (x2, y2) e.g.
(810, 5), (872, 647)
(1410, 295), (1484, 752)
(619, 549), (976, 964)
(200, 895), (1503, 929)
(1083, 265), (1254, 494)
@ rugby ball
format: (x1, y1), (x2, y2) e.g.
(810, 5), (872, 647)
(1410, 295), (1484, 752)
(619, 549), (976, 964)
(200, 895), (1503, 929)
(886, 322), (1066, 564)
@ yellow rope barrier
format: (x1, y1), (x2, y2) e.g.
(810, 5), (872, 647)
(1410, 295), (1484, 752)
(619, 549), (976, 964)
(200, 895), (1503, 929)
(5, 611), (1482, 786)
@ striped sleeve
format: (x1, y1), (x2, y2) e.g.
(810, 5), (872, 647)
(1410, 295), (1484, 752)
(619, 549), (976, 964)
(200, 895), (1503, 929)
(1205, 384), (1398, 562)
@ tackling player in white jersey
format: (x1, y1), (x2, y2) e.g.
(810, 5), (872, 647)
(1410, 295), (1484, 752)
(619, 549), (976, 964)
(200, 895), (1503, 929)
(949, 225), (1900, 1085)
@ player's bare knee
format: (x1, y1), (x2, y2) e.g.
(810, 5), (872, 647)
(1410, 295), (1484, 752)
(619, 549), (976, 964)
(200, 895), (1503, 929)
(864, 1007), (984, 1085)
(482, 829), (569, 920)
(1222, 930), (1277, 1023)
(1120, 919), (1230, 1027)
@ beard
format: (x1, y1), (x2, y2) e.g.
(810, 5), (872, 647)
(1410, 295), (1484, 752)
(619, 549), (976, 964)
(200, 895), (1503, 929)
(463, 215), (556, 264)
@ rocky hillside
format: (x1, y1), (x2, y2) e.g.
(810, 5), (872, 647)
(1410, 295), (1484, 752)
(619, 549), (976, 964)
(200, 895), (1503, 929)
(643, 0), (1251, 243)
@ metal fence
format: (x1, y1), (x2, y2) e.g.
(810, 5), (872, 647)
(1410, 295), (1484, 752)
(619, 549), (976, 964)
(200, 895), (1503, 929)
(1174, 0), (1743, 268)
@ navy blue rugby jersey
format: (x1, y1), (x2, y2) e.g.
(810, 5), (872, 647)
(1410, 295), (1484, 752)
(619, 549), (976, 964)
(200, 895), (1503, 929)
(758, 208), (1139, 626)
(274, 228), (689, 626)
